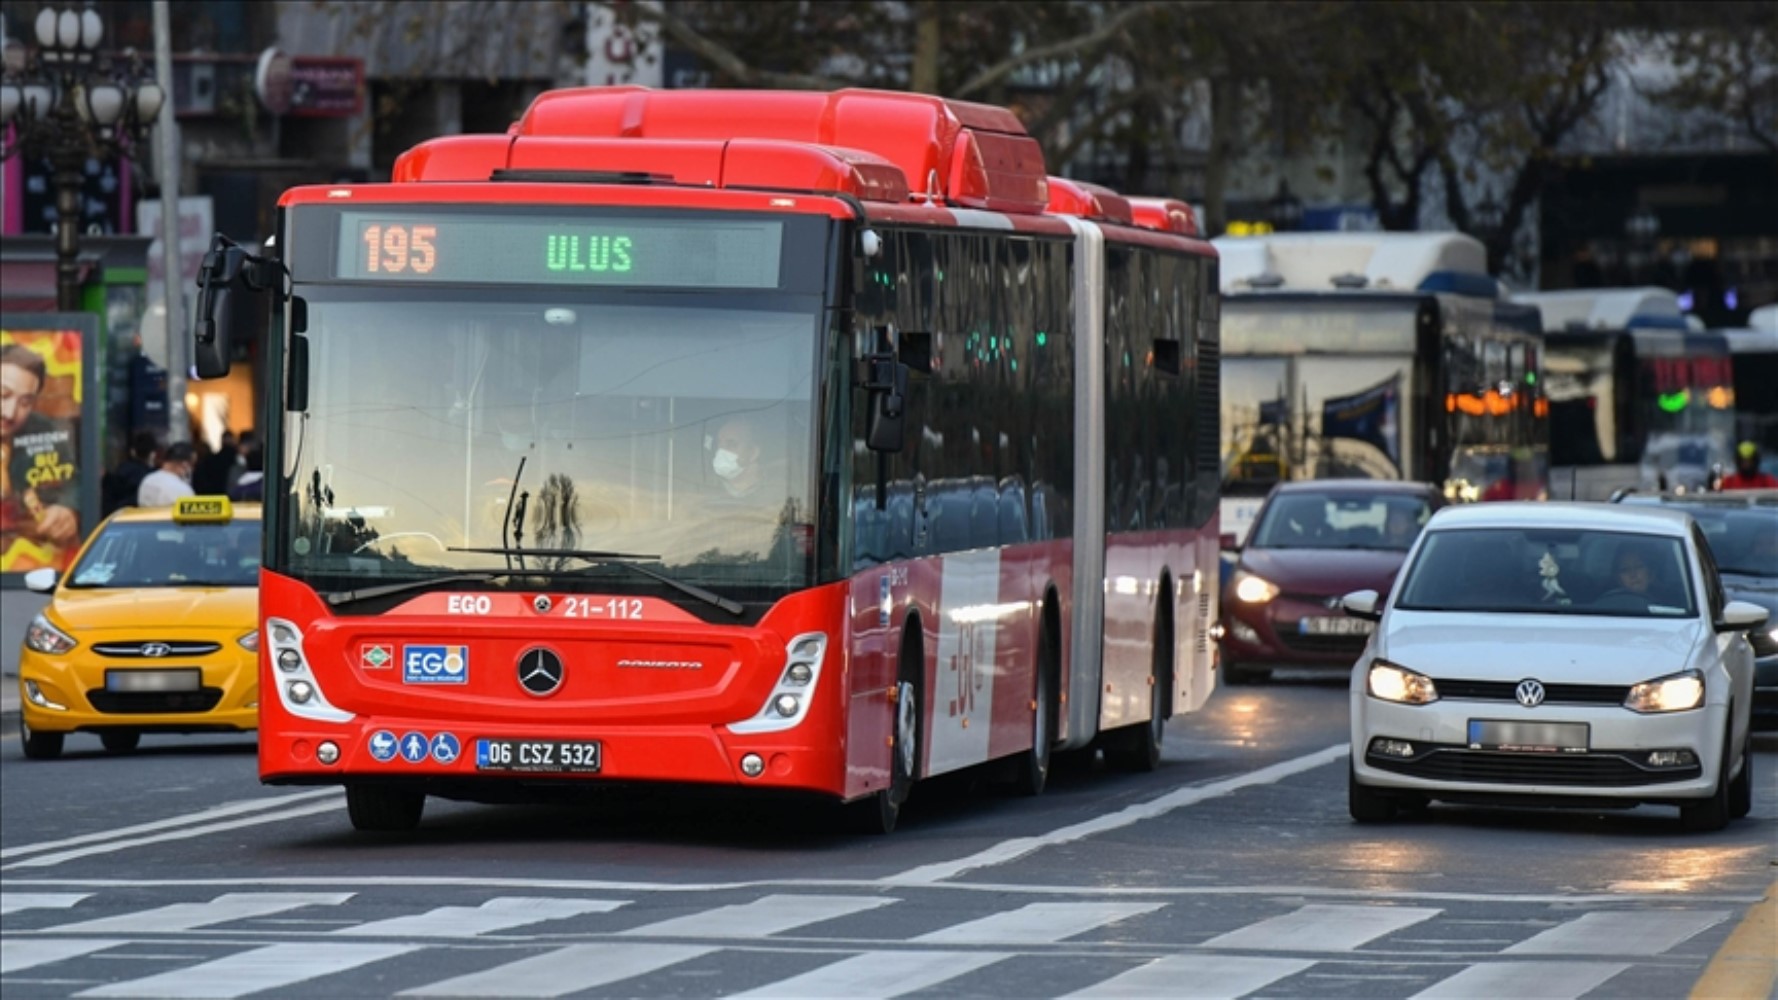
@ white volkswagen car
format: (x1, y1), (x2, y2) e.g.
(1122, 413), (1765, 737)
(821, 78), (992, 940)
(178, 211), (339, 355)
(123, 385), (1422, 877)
(1345, 502), (1765, 832)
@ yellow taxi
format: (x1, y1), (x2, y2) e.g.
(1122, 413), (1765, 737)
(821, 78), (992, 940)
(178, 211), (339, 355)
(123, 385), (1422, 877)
(17, 496), (261, 759)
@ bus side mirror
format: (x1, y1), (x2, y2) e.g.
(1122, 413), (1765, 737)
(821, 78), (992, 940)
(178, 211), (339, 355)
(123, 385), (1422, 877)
(192, 235), (277, 379)
(864, 353), (908, 453)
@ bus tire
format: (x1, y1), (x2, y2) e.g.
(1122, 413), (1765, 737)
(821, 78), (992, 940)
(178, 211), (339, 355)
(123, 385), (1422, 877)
(101, 731), (141, 754)
(1107, 591), (1170, 772)
(851, 625), (923, 835)
(346, 784), (426, 833)
(1012, 602), (1060, 796)
(19, 717), (63, 760)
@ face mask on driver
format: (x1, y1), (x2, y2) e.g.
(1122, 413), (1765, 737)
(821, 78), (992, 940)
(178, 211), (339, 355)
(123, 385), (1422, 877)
(712, 449), (743, 480)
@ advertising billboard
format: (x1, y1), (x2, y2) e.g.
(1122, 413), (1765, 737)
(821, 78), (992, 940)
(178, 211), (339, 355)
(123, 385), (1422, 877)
(1, 314), (100, 581)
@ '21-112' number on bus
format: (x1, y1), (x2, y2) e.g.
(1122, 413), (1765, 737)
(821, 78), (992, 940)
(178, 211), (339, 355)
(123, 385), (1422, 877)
(363, 224), (437, 274)
(562, 596), (645, 619)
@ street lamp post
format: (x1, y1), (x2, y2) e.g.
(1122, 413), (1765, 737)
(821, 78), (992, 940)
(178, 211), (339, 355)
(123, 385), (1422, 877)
(1, 6), (164, 313)
(1267, 179), (1303, 233)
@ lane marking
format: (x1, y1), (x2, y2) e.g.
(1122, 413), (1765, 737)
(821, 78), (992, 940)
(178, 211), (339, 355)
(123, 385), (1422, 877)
(618, 894), (892, 938)
(74, 941), (417, 999)
(2, 802), (344, 870)
(1065, 955), (1315, 999)
(40, 892), (354, 935)
(729, 950), (1010, 999)
(2, 875), (1762, 906)
(1200, 904), (1441, 952)
(2, 938), (125, 975)
(0, 790), (342, 861)
(912, 902), (1163, 944)
(331, 897), (623, 938)
(887, 744), (1349, 883)
(1502, 910), (1729, 956)
(397, 943), (716, 998)
(1411, 961), (1630, 999)
(0, 891), (90, 915)
(1689, 877), (1778, 1000)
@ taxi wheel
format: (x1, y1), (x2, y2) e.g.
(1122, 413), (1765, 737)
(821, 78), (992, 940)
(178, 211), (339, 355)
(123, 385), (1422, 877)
(346, 784), (426, 833)
(19, 717), (64, 760)
(101, 732), (141, 754)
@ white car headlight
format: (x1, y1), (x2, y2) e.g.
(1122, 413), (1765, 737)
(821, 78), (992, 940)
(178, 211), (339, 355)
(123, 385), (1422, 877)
(1367, 659), (1438, 704)
(1233, 571), (1281, 604)
(1624, 670), (1704, 713)
(24, 613), (77, 655)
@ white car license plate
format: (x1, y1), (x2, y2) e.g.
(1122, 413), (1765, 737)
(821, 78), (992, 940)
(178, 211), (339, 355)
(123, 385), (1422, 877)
(1468, 719), (1589, 753)
(475, 738), (601, 774)
(106, 668), (201, 692)
(1299, 616), (1374, 636)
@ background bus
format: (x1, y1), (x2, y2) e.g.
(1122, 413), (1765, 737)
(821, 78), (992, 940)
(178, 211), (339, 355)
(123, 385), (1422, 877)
(194, 87), (1222, 835)
(1515, 288), (1737, 499)
(1210, 232), (1548, 542)
(1721, 304), (1778, 477)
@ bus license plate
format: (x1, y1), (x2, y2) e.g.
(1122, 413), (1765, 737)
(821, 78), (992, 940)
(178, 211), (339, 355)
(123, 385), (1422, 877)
(1299, 617), (1374, 636)
(475, 739), (601, 773)
(1467, 720), (1589, 753)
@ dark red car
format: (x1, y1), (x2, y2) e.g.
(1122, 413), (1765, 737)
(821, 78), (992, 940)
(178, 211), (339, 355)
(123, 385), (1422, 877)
(1221, 480), (1446, 683)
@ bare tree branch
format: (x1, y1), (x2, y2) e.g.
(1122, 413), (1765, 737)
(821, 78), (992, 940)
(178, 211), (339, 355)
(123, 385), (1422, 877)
(952, 0), (1182, 100)
(604, 0), (847, 90)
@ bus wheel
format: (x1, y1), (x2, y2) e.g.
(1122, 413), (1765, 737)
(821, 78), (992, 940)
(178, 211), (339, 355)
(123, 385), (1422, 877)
(19, 717), (63, 760)
(851, 640), (922, 835)
(101, 731), (141, 754)
(346, 784), (426, 833)
(1108, 605), (1170, 772)
(1012, 611), (1059, 795)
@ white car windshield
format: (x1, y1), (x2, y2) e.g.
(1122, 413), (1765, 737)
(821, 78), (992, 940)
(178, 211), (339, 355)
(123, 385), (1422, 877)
(1396, 527), (1697, 618)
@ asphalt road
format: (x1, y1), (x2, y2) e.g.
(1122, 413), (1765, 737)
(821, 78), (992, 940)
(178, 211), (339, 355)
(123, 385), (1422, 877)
(2, 671), (1774, 999)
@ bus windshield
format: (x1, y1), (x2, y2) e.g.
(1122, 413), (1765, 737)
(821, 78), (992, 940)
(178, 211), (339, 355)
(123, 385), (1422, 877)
(278, 287), (824, 600)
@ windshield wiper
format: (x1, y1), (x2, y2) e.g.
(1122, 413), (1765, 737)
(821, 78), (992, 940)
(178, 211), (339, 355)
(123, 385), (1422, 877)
(323, 572), (510, 608)
(447, 545), (745, 617)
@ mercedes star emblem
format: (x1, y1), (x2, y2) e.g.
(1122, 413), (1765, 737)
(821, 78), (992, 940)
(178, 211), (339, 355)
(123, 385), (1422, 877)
(517, 647), (565, 697)
(533, 595), (552, 613)
(140, 642), (171, 658)
(1515, 679), (1546, 708)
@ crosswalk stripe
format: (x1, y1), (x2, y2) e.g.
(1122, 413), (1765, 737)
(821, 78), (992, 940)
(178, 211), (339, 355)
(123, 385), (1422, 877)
(1410, 961), (1631, 999)
(728, 950), (1012, 998)
(2, 938), (125, 975)
(618, 895), (892, 938)
(1064, 955), (1317, 999)
(39, 892), (354, 935)
(397, 943), (714, 997)
(1199, 904), (1441, 952)
(1502, 911), (1730, 956)
(0, 892), (90, 916)
(912, 902), (1164, 944)
(74, 942), (418, 999)
(330, 897), (623, 938)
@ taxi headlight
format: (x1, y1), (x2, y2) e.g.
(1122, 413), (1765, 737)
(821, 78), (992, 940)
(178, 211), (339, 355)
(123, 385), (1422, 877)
(24, 614), (77, 655)
(238, 629), (260, 653)
(1624, 670), (1704, 714)
(1233, 571), (1281, 604)
(1367, 659), (1439, 705)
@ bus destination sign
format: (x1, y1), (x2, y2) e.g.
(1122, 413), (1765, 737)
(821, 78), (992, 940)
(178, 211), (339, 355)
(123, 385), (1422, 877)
(333, 212), (784, 289)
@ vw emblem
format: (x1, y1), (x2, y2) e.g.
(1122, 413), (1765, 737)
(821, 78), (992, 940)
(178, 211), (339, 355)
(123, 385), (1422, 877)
(1324, 595), (1343, 610)
(533, 594), (552, 614)
(140, 642), (171, 658)
(1515, 679), (1546, 708)
(517, 647), (564, 697)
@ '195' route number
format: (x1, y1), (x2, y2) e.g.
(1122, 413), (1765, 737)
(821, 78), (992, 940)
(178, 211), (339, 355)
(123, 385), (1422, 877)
(561, 597), (644, 619)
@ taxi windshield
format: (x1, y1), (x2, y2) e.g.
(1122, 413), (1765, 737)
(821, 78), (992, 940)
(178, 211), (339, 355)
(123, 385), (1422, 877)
(67, 519), (260, 589)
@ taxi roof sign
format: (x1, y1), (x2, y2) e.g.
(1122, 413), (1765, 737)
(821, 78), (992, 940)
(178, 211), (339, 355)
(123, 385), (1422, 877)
(173, 496), (233, 523)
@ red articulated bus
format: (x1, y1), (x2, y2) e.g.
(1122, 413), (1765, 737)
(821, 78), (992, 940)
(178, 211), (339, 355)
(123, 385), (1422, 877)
(190, 87), (1222, 833)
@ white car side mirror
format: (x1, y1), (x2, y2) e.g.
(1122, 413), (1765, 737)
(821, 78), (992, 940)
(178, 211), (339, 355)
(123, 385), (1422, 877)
(1342, 589), (1381, 621)
(1717, 600), (1771, 633)
(23, 567), (58, 593)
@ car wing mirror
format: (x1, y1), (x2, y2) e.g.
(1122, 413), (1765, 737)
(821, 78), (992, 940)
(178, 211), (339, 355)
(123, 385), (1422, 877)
(23, 567), (58, 593)
(1716, 599), (1771, 633)
(1342, 589), (1382, 621)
